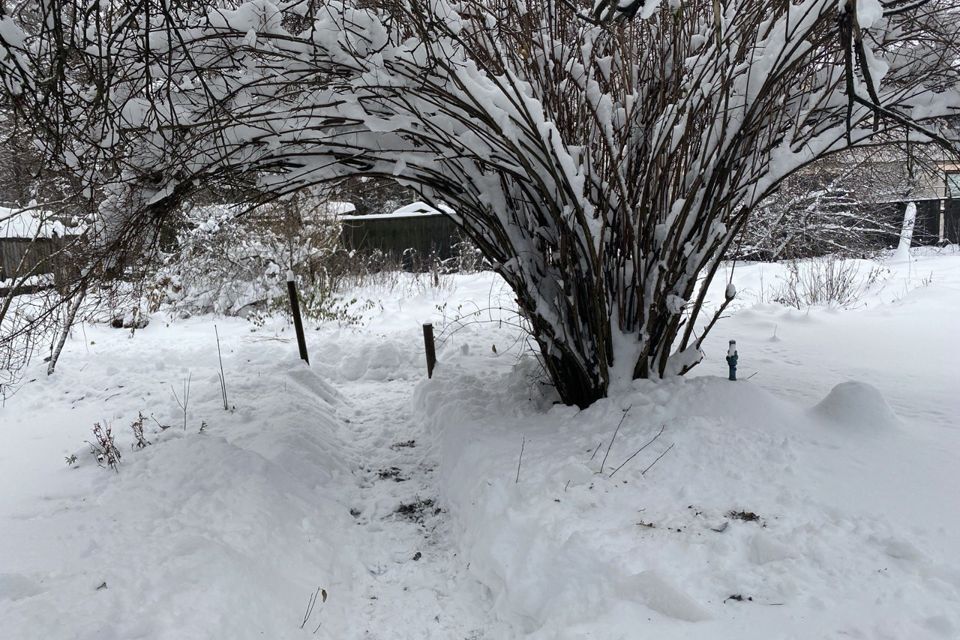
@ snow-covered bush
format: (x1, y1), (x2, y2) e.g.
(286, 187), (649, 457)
(449, 238), (489, 275)
(744, 187), (884, 261)
(148, 195), (466, 325)
(739, 150), (934, 261)
(87, 422), (121, 472)
(2, 0), (958, 406)
(772, 256), (887, 309)
(130, 412), (150, 450)
(149, 196), (359, 322)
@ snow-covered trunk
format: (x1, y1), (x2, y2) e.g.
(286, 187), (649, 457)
(534, 336), (609, 408)
(47, 285), (85, 376)
(894, 202), (917, 261)
(487, 220), (613, 408)
(503, 199), (736, 405)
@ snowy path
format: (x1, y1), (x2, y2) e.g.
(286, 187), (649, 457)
(0, 314), (510, 640)
(333, 379), (502, 640)
(3, 259), (959, 639)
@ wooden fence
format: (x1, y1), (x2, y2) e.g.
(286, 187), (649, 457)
(944, 199), (960, 243)
(340, 212), (460, 268)
(339, 199), (959, 269)
(0, 237), (74, 295)
(873, 198), (960, 246)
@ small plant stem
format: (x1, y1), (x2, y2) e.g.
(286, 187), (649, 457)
(641, 442), (676, 476)
(515, 436), (525, 484)
(608, 424), (666, 478)
(600, 406), (631, 474)
(215, 324), (228, 410)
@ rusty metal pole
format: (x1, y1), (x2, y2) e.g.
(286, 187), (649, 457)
(422, 323), (436, 378)
(287, 270), (309, 364)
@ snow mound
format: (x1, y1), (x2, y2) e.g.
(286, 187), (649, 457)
(811, 381), (900, 430)
(417, 344), (960, 638)
(0, 334), (361, 639)
(417, 368), (804, 635)
(648, 375), (799, 429)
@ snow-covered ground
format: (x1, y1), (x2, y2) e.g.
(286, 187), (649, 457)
(2, 248), (959, 639)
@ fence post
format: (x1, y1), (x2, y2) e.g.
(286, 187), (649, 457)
(287, 270), (309, 364)
(422, 323), (436, 378)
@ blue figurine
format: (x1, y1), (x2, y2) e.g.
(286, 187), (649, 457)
(726, 340), (738, 381)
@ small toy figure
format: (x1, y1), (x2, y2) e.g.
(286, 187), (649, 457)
(726, 340), (738, 381)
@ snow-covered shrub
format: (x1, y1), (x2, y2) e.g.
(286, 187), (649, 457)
(738, 146), (947, 261)
(88, 422), (121, 472)
(773, 256), (887, 309)
(449, 237), (489, 274)
(4, 0), (958, 406)
(743, 187), (878, 261)
(148, 195), (466, 326)
(149, 196), (361, 323)
(110, 310), (149, 330)
(130, 412), (150, 450)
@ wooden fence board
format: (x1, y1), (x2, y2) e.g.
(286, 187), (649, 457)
(0, 237), (75, 293)
(340, 213), (460, 267)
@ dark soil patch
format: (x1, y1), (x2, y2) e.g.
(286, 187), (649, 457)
(727, 510), (761, 523)
(395, 498), (438, 523)
(390, 440), (416, 449)
(724, 594), (753, 603)
(377, 467), (406, 482)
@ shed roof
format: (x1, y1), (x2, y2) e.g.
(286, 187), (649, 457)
(0, 207), (80, 239)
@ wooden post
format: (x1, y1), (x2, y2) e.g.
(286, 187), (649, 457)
(287, 270), (309, 364)
(422, 323), (436, 378)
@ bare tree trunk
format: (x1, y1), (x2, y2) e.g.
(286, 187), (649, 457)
(47, 286), (85, 376)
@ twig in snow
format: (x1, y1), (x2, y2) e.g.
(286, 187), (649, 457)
(215, 325), (229, 410)
(148, 413), (171, 431)
(600, 406), (631, 474)
(300, 586), (327, 631)
(745, 371), (759, 380)
(300, 589), (316, 628)
(515, 436), (525, 484)
(588, 441), (602, 461)
(641, 443), (676, 476)
(608, 424), (666, 478)
(130, 412), (150, 449)
(87, 420), (121, 472)
(170, 372), (192, 431)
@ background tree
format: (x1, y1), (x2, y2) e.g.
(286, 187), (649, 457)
(331, 177), (414, 217)
(739, 144), (946, 260)
(0, 0), (958, 406)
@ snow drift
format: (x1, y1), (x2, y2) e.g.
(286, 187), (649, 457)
(811, 381), (900, 431)
(416, 353), (959, 639)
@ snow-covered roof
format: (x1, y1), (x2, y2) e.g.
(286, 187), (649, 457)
(340, 201), (453, 221)
(0, 207), (77, 239)
(0, 273), (54, 289)
(325, 201), (357, 215)
(187, 199), (356, 223)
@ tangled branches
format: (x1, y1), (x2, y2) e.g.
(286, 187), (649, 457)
(0, 0), (957, 406)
